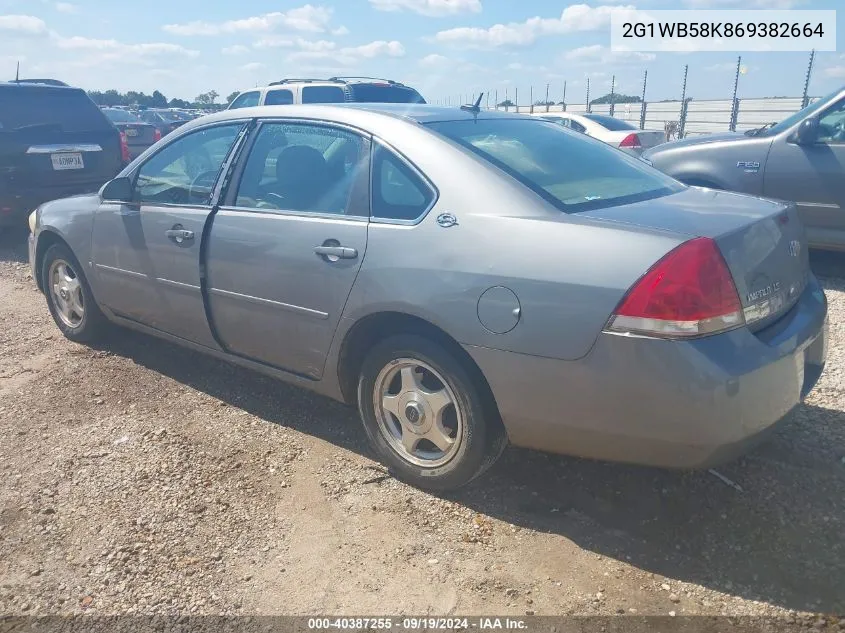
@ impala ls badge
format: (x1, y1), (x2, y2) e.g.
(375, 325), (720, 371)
(788, 240), (801, 257)
(436, 212), (459, 228)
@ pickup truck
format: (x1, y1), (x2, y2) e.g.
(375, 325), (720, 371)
(643, 86), (845, 251)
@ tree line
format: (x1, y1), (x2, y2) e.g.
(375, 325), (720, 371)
(87, 89), (239, 109)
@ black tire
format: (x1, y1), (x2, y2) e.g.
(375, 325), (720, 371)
(357, 334), (506, 492)
(41, 243), (108, 343)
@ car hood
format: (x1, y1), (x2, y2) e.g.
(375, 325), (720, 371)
(644, 131), (746, 155)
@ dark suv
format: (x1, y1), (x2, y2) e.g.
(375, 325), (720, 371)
(0, 82), (123, 228)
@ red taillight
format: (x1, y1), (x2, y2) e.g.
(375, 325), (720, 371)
(153, 128), (162, 142)
(619, 133), (642, 148)
(119, 131), (130, 164)
(606, 237), (744, 338)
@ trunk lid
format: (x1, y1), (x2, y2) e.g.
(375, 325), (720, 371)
(635, 130), (666, 150)
(582, 186), (810, 329)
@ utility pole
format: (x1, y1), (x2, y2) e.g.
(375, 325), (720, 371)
(609, 75), (616, 117)
(729, 55), (741, 132)
(586, 78), (591, 113)
(640, 69), (648, 130)
(545, 83), (550, 112)
(679, 64), (689, 139)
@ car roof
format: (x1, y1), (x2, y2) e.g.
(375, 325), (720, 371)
(196, 103), (532, 126)
(0, 81), (81, 91)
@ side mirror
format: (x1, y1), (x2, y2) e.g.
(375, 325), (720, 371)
(792, 116), (819, 145)
(101, 176), (133, 202)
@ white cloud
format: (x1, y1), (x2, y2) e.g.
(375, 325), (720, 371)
(824, 67), (845, 78)
(254, 37), (335, 51)
(0, 15), (49, 36)
(55, 3), (78, 14)
(332, 26), (350, 35)
(53, 36), (200, 60)
(222, 45), (250, 55)
(564, 44), (655, 64)
(163, 4), (334, 36)
(288, 39), (405, 65)
(370, 0), (481, 17)
(434, 4), (633, 48)
(420, 53), (449, 67)
(239, 62), (264, 72)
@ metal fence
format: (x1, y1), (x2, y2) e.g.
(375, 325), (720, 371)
(482, 97), (818, 138)
(436, 52), (819, 139)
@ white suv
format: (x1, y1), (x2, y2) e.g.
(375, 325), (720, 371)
(227, 77), (426, 109)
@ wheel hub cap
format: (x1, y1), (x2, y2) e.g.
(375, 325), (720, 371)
(404, 401), (424, 426)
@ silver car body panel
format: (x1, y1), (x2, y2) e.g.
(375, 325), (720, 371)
(30, 103), (828, 468)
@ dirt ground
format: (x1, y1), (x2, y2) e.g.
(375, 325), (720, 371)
(0, 227), (843, 620)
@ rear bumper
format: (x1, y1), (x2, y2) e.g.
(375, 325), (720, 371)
(0, 184), (102, 227)
(466, 277), (828, 469)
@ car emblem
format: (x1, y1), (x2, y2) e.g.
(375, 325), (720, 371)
(436, 212), (459, 228)
(788, 240), (801, 257)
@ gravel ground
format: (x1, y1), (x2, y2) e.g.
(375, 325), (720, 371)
(0, 227), (843, 621)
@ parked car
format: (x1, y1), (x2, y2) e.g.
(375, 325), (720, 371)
(28, 104), (827, 491)
(227, 77), (426, 109)
(643, 86), (845, 251)
(533, 112), (665, 156)
(101, 108), (161, 162)
(0, 81), (123, 228)
(137, 109), (190, 137)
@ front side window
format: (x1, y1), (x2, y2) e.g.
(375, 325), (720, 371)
(134, 124), (244, 205)
(265, 89), (294, 106)
(301, 86), (346, 104)
(229, 91), (260, 109)
(371, 144), (434, 221)
(427, 118), (682, 213)
(234, 122), (366, 215)
(816, 99), (845, 143)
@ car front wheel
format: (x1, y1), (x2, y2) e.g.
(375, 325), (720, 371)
(41, 243), (108, 343)
(357, 334), (506, 491)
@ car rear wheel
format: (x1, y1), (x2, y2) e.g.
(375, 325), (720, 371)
(357, 334), (506, 491)
(41, 243), (108, 343)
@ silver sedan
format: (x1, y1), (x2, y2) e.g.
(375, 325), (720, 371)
(28, 103), (828, 491)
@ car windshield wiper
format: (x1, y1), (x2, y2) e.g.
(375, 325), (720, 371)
(745, 122), (778, 137)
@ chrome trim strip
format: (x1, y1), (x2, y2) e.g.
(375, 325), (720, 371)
(26, 144), (103, 154)
(798, 201), (841, 209)
(208, 287), (329, 320)
(94, 263), (147, 279)
(156, 278), (200, 291)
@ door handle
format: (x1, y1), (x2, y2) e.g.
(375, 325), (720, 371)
(165, 227), (194, 244)
(314, 245), (358, 260)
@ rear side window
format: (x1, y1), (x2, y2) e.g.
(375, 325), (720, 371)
(348, 84), (425, 104)
(265, 89), (293, 105)
(0, 87), (110, 132)
(371, 144), (434, 221)
(427, 119), (682, 213)
(229, 91), (260, 109)
(583, 114), (636, 131)
(301, 86), (345, 104)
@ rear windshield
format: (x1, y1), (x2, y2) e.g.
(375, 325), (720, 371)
(583, 114), (637, 131)
(0, 86), (111, 132)
(103, 109), (142, 123)
(348, 84), (426, 104)
(427, 118), (682, 213)
(156, 111), (185, 122)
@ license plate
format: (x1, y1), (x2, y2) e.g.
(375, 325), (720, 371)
(51, 153), (84, 170)
(124, 128), (138, 137)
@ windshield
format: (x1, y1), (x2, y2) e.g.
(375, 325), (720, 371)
(752, 88), (841, 137)
(583, 114), (637, 131)
(0, 86), (111, 132)
(427, 118), (683, 213)
(349, 84), (426, 104)
(154, 110), (185, 122)
(104, 109), (142, 123)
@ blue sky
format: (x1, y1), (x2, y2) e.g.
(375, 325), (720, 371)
(0, 0), (843, 104)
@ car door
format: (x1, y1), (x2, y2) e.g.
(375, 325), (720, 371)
(763, 97), (845, 247)
(205, 120), (370, 378)
(91, 122), (248, 346)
